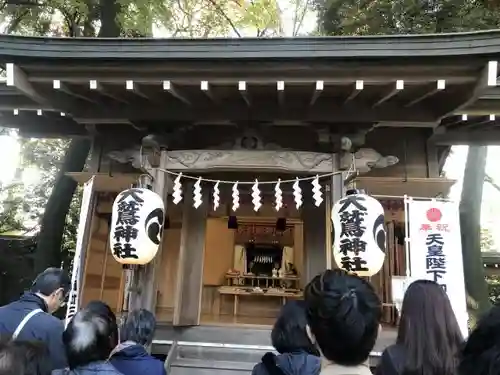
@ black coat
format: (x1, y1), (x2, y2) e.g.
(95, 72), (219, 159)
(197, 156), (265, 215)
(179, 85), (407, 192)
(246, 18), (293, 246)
(0, 292), (67, 370)
(375, 345), (406, 375)
(252, 352), (320, 375)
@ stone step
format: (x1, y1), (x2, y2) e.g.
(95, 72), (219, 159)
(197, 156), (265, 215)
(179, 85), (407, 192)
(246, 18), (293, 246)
(170, 358), (253, 375)
(177, 344), (270, 363)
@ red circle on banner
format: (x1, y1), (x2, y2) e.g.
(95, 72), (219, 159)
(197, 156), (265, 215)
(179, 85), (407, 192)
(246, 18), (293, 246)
(426, 208), (442, 222)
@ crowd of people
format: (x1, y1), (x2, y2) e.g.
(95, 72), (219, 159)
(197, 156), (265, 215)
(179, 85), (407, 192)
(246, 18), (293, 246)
(1, 267), (500, 375)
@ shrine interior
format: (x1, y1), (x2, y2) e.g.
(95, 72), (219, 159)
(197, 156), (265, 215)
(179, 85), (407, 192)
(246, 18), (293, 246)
(2, 33), (493, 358)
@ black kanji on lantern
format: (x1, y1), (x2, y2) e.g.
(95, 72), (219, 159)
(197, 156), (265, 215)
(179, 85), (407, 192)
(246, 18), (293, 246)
(337, 195), (368, 213)
(339, 237), (367, 256)
(117, 188), (145, 204)
(339, 210), (366, 237)
(116, 200), (141, 226)
(340, 256), (369, 272)
(113, 225), (139, 242)
(425, 233), (447, 284)
(337, 194), (369, 273)
(113, 243), (139, 259)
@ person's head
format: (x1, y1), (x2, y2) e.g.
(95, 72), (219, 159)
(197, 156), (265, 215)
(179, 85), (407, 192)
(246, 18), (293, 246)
(120, 309), (156, 347)
(0, 339), (51, 375)
(304, 269), (381, 366)
(459, 304), (500, 375)
(30, 268), (70, 314)
(397, 279), (463, 375)
(271, 300), (319, 356)
(63, 307), (117, 369)
(86, 300), (118, 347)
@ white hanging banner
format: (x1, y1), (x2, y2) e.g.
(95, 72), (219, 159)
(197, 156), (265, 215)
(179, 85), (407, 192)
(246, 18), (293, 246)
(65, 176), (96, 327)
(407, 199), (468, 337)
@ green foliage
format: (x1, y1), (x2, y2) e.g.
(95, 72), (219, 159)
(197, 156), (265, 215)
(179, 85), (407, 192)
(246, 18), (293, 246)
(0, 182), (25, 233)
(315, 0), (500, 35)
(0, 135), (82, 253)
(487, 276), (500, 304)
(481, 227), (496, 252)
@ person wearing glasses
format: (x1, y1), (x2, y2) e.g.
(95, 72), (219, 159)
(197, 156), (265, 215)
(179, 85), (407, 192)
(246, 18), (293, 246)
(0, 267), (70, 371)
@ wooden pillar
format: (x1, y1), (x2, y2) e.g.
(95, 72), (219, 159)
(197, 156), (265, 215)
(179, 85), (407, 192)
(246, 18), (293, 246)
(129, 151), (169, 314)
(331, 154), (346, 270)
(302, 202), (326, 283)
(426, 140), (439, 178)
(173, 182), (208, 326)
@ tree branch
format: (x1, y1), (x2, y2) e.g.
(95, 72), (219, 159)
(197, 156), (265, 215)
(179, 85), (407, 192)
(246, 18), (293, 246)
(485, 173), (500, 193)
(205, 0), (241, 37)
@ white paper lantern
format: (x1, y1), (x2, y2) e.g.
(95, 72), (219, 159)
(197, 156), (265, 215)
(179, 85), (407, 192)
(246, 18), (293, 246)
(110, 188), (165, 265)
(332, 191), (386, 277)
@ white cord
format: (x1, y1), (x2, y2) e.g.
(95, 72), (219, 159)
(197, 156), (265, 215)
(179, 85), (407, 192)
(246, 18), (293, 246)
(157, 168), (346, 185)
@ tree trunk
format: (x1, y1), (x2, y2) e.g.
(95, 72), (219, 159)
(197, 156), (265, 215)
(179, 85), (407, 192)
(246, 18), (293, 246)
(34, 139), (91, 273)
(98, 0), (121, 37)
(460, 145), (490, 321)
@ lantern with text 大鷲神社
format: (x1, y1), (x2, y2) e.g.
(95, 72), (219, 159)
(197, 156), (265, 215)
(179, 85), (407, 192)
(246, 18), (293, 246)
(110, 188), (165, 265)
(332, 190), (386, 277)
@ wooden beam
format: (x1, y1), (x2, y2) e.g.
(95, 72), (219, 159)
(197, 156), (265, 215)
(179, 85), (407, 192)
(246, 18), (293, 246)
(66, 101), (437, 123)
(450, 61), (498, 116)
(405, 80), (446, 107)
(27, 62), (478, 85)
(373, 80), (404, 108)
(1, 112), (87, 137)
(431, 129), (500, 145)
(163, 80), (191, 105)
(277, 81), (285, 107)
(201, 81), (217, 102)
(89, 79), (128, 103)
(53, 79), (96, 103)
(126, 80), (148, 99)
(310, 80), (323, 106)
(6, 63), (48, 105)
(344, 80), (363, 104)
(238, 81), (250, 106)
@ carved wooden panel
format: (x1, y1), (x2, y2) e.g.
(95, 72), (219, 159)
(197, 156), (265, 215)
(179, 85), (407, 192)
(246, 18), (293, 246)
(235, 224), (294, 247)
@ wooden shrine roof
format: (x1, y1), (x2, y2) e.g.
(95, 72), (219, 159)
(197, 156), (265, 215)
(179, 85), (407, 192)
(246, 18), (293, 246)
(2, 31), (500, 144)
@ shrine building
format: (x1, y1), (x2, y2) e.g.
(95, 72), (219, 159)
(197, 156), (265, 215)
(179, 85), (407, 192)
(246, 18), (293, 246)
(1, 30), (500, 373)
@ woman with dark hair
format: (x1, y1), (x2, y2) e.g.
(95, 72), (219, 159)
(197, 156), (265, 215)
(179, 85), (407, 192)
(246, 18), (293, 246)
(86, 300), (119, 348)
(0, 339), (52, 375)
(458, 304), (500, 375)
(110, 309), (166, 375)
(376, 279), (463, 375)
(305, 269), (380, 375)
(251, 300), (320, 375)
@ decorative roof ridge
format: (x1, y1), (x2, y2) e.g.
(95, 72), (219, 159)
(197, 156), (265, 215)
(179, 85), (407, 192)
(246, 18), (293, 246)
(2, 30), (500, 60)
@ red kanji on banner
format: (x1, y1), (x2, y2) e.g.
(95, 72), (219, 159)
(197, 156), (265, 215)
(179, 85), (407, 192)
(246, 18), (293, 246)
(426, 208), (442, 222)
(420, 223), (433, 231)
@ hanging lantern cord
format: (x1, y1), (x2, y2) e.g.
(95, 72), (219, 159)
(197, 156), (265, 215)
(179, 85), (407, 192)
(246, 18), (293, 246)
(157, 168), (345, 185)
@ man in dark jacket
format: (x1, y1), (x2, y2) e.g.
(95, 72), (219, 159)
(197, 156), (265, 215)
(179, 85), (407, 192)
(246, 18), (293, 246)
(52, 306), (123, 375)
(0, 267), (70, 370)
(110, 309), (166, 375)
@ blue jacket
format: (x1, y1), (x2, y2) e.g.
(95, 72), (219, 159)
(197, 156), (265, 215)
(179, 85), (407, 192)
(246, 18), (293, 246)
(252, 352), (320, 375)
(52, 361), (123, 375)
(110, 342), (166, 375)
(0, 292), (67, 370)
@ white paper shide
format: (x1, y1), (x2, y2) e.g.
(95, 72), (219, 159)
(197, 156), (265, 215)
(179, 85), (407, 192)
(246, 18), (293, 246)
(332, 192), (386, 277)
(110, 188), (165, 265)
(407, 199), (468, 336)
